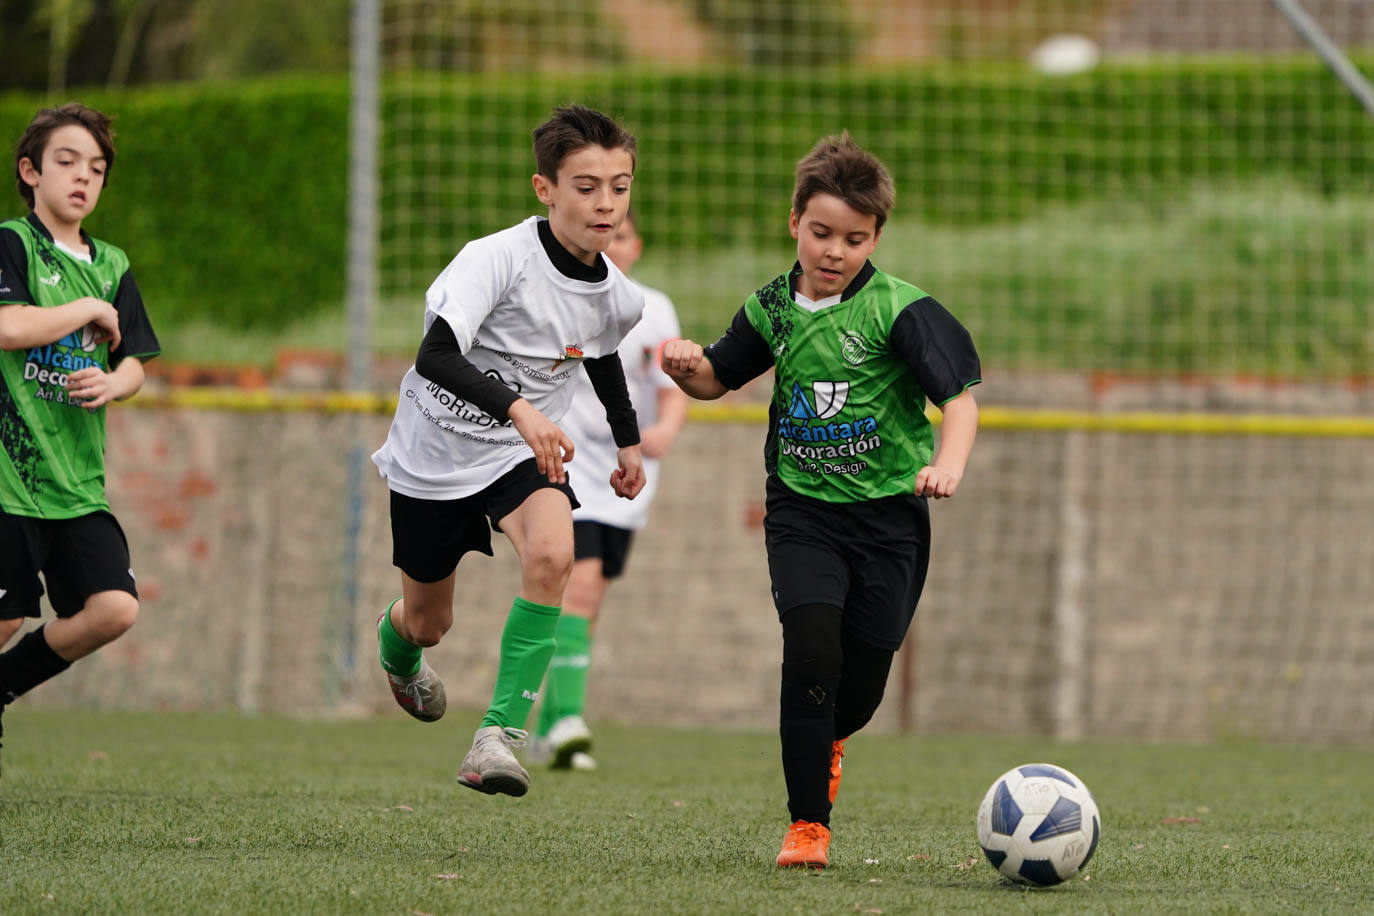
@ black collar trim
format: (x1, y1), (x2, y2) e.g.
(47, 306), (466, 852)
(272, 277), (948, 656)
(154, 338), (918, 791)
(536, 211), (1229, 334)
(26, 211), (96, 260)
(537, 218), (607, 283)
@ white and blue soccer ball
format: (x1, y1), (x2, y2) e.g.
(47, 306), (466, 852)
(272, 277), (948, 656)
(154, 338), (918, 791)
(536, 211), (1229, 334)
(976, 763), (1100, 886)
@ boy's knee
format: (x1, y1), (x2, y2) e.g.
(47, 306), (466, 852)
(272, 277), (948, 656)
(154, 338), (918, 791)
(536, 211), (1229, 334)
(86, 591), (139, 642)
(404, 617), (446, 648)
(524, 543), (574, 592)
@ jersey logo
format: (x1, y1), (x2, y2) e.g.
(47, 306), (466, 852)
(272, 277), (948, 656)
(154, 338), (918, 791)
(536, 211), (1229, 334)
(39, 272), (62, 287)
(841, 333), (869, 366)
(552, 344), (584, 371)
(788, 380), (849, 420)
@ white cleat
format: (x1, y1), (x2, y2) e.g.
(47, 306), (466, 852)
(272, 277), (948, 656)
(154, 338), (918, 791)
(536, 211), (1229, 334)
(524, 735), (553, 767)
(569, 751), (598, 771)
(384, 660), (447, 722)
(457, 726), (531, 797)
(545, 715), (593, 770)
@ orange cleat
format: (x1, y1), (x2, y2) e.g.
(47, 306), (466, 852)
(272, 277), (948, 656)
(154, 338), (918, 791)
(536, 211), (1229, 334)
(776, 820), (831, 868)
(828, 738), (847, 804)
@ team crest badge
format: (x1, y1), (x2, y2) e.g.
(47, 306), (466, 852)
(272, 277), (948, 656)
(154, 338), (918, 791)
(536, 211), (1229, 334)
(552, 344), (584, 371)
(841, 333), (869, 366)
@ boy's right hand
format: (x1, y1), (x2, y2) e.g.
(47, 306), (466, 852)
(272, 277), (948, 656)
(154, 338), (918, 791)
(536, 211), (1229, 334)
(660, 338), (705, 379)
(83, 297), (121, 352)
(508, 398), (574, 483)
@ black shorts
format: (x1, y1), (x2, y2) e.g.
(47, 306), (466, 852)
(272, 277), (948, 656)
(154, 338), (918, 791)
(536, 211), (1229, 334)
(390, 458), (580, 583)
(573, 521), (635, 579)
(0, 509), (139, 619)
(763, 477), (930, 652)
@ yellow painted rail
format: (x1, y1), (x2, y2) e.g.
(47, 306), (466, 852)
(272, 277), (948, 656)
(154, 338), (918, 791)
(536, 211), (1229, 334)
(131, 387), (1374, 438)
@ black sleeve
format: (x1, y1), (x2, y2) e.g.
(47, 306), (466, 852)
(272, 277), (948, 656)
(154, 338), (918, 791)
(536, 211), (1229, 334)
(889, 296), (982, 405)
(583, 352), (641, 448)
(110, 269), (161, 363)
(0, 228), (34, 305)
(415, 317), (520, 419)
(703, 306), (775, 390)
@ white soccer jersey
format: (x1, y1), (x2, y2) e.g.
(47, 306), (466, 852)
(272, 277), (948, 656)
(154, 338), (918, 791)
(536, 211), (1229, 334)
(562, 281), (681, 530)
(372, 216), (645, 499)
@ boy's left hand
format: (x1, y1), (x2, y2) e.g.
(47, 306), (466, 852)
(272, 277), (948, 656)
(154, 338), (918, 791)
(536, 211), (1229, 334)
(915, 464), (962, 499)
(64, 367), (121, 409)
(610, 445), (646, 499)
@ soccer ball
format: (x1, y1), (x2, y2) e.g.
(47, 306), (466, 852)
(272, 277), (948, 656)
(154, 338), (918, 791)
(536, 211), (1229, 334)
(976, 763), (1100, 886)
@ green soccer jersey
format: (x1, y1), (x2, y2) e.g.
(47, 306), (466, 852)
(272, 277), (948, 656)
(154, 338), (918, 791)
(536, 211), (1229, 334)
(0, 213), (161, 518)
(710, 261), (980, 504)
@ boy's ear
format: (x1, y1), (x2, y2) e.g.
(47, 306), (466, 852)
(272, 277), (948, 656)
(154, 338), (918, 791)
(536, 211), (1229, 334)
(18, 157), (40, 188)
(531, 172), (554, 206)
(788, 209), (800, 239)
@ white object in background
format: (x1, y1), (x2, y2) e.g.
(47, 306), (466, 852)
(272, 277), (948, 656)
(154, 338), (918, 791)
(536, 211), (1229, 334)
(1029, 34), (1100, 76)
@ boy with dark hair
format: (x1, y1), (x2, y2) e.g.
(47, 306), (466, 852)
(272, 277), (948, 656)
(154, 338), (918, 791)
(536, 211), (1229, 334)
(371, 104), (646, 797)
(661, 132), (981, 867)
(0, 103), (161, 779)
(527, 207), (688, 771)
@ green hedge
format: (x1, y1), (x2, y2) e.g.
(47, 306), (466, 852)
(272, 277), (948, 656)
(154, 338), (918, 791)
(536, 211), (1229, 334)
(2, 58), (1370, 330)
(0, 79), (349, 330)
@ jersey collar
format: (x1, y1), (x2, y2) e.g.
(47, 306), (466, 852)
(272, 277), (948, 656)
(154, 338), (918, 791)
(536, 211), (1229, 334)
(26, 211), (97, 261)
(788, 259), (877, 302)
(536, 217), (608, 283)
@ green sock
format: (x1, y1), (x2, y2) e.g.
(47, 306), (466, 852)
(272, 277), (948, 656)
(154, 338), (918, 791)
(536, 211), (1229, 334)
(480, 597), (560, 730)
(377, 597), (422, 677)
(542, 614), (592, 731)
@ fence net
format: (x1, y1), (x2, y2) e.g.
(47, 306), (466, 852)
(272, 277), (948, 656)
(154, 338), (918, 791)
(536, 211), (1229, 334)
(26, 0), (1374, 743)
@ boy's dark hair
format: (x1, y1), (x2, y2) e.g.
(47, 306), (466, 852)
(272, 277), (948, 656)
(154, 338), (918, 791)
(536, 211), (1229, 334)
(792, 132), (894, 230)
(15, 103), (116, 209)
(532, 105), (636, 181)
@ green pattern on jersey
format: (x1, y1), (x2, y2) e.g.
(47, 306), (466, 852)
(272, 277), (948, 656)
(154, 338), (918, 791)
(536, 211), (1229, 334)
(746, 266), (933, 504)
(0, 217), (128, 518)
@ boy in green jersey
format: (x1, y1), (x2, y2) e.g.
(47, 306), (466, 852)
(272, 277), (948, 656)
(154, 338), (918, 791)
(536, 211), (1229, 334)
(662, 133), (980, 868)
(0, 104), (161, 779)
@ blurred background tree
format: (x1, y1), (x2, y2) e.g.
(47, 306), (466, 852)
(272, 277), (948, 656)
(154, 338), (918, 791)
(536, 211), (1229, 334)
(0, 0), (351, 91)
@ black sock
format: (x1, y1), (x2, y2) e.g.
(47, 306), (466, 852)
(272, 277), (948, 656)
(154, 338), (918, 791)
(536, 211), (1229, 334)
(833, 632), (895, 742)
(0, 627), (71, 705)
(779, 604), (844, 826)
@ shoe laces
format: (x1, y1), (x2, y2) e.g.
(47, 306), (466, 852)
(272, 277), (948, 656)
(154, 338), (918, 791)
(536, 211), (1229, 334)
(481, 726), (528, 750)
(787, 821), (829, 844)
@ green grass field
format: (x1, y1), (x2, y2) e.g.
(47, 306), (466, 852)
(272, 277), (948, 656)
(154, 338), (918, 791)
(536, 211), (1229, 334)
(2, 708), (1371, 914)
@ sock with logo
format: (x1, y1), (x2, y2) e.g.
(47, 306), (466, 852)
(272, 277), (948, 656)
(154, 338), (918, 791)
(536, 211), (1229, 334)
(480, 597), (560, 730)
(0, 625), (72, 703)
(377, 598), (422, 677)
(536, 613), (592, 734)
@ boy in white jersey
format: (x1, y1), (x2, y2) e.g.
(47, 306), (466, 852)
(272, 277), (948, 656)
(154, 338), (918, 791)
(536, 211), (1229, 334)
(371, 105), (646, 797)
(662, 134), (980, 867)
(527, 208), (688, 770)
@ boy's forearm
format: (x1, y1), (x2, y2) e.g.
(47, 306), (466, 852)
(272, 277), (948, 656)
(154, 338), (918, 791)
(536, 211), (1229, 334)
(931, 389), (979, 474)
(0, 300), (100, 350)
(110, 356), (146, 401)
(672, 358), (730, 400)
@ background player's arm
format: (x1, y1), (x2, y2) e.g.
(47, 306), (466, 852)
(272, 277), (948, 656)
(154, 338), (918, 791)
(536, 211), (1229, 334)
(0, 297), (121, 351)
(65, 355), (146, 408)
(640, 385), (688, 458)
(916, 387), (978, 499)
